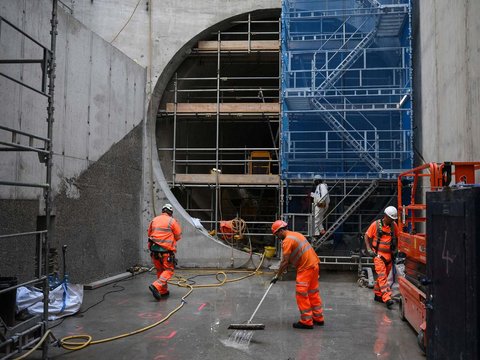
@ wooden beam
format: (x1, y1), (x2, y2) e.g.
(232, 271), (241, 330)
(175, 174), (280, 185)
(197, 40), (279, 51)
(166, 102), (280, 114)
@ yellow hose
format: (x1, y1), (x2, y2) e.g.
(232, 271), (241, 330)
(56, 254), (266, 353)
(14, 330), (55, 360)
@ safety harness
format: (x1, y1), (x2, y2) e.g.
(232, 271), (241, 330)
(373, 219), (397, 264)
(149, 240), (177, 266)
(149, 215), (177, 265)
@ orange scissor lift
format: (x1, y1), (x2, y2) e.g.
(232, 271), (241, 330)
(396, 162), (480, 353)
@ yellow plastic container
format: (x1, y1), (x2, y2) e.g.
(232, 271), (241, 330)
(264, 246), (276, 259)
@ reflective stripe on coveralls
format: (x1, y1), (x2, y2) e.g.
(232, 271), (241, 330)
(151, 253), (175, 295)
(282, 231), (324, 326)
(295, 265), (323, 325)
(371, 220), (397, 260)
(148, 213), (182, 295)
(373, 256), (393, 302)
(148, 214), (182, 252)
(366, 220), (398, 302)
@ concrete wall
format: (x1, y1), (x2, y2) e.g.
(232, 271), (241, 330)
(67, 0), (281, 268)
(414, 0), (480, 164)
(1, 0), (281, 283)
(0, 0), (146, 283)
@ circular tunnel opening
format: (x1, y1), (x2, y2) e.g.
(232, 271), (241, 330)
(156, 10), (281, 253)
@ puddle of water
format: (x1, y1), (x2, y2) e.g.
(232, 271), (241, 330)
(221, 330), (255, 352)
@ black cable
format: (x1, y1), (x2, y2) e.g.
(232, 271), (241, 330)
(48, 317), (66, 330)
(47, 275), (138, 331)
(77, 284), (125, 315)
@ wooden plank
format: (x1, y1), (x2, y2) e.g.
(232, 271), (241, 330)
(175, 173), (280, 185)
(165, 102), (280, 114)
(197, 40), (279, 51)
(84, 272), (132, 290)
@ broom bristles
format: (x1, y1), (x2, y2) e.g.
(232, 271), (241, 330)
(228, 323), (265, 330)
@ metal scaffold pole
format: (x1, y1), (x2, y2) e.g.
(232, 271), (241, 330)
(0, 0), (57, 358)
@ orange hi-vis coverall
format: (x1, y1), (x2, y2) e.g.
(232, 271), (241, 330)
(281, 230), (324, 326)
(148, 213), (182, 295)
(366, 220), (399, 302)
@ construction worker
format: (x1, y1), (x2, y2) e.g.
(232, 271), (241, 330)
(310, 175), (330, 238)
(364, 206), (399, 309)
(147, 203), (182, 300)
(271, 220), (324, 329)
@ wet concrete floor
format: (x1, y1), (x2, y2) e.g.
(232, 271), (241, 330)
(44, 269), (425, 359)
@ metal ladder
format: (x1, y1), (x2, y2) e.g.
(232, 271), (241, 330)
(310, 98), (383, 172)
(313, 179), (379, 250)
(315, 28), (377, 91)
(358, 0), (382, 8)
(310, 25), (382, 172)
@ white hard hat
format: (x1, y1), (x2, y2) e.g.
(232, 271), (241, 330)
(162, 203), (173, 213)
(384, 206), (398, 220)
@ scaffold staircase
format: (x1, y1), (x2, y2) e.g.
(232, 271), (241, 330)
(313, 179), (379, 250)
(314, 28), (377, 91)
(358, 0), (382, 8)
(309, 24), (383, 172)
(310, 99), (383, 172)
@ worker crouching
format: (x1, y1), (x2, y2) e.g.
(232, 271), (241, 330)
(364, 206), (399, 309)
(147, 203), (182, 300)
(272, 220), (324, 329)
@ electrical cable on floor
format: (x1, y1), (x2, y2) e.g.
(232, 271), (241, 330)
(50, 253), (266, 354)
(77, 284), (126, 315)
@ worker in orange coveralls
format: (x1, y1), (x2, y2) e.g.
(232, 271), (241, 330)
(271, 220), (324, 329)
(364, 206), (399, 309)
(147, 203), (182, 300)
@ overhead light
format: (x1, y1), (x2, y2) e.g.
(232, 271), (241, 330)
(397, 94), (408, 109)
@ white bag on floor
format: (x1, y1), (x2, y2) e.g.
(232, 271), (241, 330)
(16, 283), (84, 320)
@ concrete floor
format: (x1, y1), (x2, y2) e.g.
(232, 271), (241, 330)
(44, 270), (425, 360)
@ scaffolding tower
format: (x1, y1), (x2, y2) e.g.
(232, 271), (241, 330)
(0, 1), (57, 358)
(281, 0), (413, 247)
(157, 13), (282, 251)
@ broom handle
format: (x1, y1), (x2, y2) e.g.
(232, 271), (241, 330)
(247, 281), (275, 324)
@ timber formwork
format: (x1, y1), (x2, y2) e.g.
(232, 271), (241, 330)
(0, 1), (57, 359)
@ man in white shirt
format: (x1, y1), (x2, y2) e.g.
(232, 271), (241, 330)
(310, 175), (330, 238)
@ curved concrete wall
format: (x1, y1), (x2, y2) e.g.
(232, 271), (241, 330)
(69, 0), (281, 268)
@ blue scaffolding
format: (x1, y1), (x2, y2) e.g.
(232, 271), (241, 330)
(281, 0), (413, 180)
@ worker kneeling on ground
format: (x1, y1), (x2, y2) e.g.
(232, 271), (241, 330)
(272, 220), (324, 330)
(364, 206), (399, 309)
(147, 203), (182, 300)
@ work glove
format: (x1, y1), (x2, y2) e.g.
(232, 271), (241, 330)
(270, 275), (279, 284)
(367, 249), (376, 258)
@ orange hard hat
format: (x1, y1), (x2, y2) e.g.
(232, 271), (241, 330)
(271, 220), (287, 234)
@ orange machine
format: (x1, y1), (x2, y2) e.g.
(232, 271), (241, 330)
(397, 162), (480, 352)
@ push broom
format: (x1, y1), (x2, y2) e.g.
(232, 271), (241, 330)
(228, 275), (278, 331)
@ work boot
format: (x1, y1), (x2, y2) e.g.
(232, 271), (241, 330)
(386, 299), (395, 309)
(374, 295), (384, 303)
(149, 285), (162, 301)
(292, 322), (313, 330)
(313, 319), (324, 326)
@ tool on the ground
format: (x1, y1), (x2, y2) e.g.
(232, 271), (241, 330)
(228, 275), (278, 330)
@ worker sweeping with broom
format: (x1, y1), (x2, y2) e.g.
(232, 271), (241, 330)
(271, 220), (324, 329)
